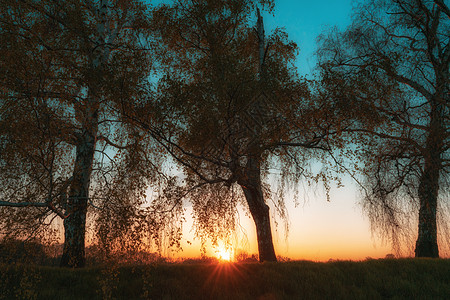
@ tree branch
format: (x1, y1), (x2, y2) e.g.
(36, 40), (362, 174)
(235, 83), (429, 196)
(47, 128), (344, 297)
(434, 0), (450, 19)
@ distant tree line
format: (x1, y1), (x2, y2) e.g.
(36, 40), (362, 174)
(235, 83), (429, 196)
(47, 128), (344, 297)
(0, 0), (448, 267)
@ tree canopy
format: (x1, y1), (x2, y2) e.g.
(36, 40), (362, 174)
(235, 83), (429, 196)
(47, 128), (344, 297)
(0, 0), (448, 267)
(127, 0), (339, 262)
(318, 0), (449, 257)
(0, 0), (166, 267)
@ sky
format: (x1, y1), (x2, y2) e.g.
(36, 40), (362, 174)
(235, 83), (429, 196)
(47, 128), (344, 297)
(262, 0), (354, 76)
(163, 0), (397, 261)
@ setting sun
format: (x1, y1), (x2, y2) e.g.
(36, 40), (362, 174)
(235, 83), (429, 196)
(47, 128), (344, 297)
(216, 247), (232, 262)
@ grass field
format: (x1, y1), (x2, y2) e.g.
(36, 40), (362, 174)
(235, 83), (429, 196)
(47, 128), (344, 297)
(1, 259), (449, 299)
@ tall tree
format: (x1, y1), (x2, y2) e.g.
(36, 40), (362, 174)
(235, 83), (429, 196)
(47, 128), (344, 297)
(0, 0), (157, 267)
(318, 0), (449, 257)
(137, 0), (332, 262)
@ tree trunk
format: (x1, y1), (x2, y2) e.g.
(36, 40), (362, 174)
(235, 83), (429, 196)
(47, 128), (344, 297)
(415, 101), (443, 258)
(235, 9), (276, 263)
(60, 104), (98, 268)
(60, 0), (110, 267)
(238, 156), (277, 262)
(416, 172), (439, 258)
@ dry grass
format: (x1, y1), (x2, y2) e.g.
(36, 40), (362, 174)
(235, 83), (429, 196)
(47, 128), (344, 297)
(1, 258), (449, 299)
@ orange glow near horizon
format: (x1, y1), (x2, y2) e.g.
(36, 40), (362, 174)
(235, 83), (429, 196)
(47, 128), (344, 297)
(215, 246), (233, 262)
(70, 178), (448, 262)
(173, 178), (450, 262)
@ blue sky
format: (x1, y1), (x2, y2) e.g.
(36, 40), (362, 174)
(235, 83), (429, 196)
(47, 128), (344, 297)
(262, 0), (353, 76)
(152, 0), (354, 75)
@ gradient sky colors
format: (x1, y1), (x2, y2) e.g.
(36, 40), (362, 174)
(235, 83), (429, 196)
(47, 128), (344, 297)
(162, 0), (394, 261)
(148, 0), (449, 261)
(178, 176), (393, 261)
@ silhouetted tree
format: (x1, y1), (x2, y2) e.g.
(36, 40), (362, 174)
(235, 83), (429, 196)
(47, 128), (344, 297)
(318, 0), (449, 257)
(0, 0), (159, 267)
(134, 0), (333, 262)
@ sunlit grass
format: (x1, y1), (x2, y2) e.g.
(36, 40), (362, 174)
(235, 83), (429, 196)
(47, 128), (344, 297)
(1, 259), (449, 299)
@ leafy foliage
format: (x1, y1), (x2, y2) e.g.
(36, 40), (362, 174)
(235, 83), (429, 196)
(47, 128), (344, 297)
(317, 0), (450, 256)
(0, 0), (171, 266)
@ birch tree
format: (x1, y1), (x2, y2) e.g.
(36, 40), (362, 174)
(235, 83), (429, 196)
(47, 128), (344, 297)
(0, 0), (159, 267)
(136, 0), (333, 262)
(318, 0), (449, 257)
